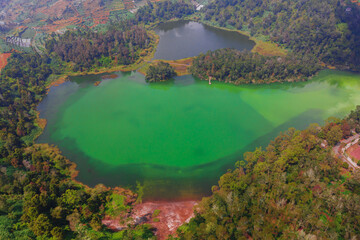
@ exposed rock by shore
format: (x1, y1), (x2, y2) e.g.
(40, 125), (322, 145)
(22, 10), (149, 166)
(102, 200), (197, 239)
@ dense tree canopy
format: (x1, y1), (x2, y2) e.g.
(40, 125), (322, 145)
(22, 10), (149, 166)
(200, 0), (360, 71)
(190, 49), (321, 84)
(45, 25), (151, 72)
(135, 0), (195, 24)
(145, 61), (177, 82)
(0, 53), (51, 151)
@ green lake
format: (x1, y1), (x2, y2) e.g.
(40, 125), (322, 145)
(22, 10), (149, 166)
(37, 70), (360, 200)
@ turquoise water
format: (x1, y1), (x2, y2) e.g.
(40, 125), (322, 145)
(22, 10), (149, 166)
(37, 70), (360, 200)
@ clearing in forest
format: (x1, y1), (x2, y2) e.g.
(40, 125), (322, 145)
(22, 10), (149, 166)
(0, 53), (12, 71)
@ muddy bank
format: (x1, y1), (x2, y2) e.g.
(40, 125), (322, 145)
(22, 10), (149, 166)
(46, 75), (69, 92)
(101, 74), (118, 79)
(103, 200), (197, 239)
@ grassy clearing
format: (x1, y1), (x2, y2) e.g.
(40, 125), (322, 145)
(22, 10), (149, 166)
(146, 57), (194, 76)
(251, 39), (287, 56)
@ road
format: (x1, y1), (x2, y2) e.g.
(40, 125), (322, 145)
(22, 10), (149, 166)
(333, 134), (360, 170)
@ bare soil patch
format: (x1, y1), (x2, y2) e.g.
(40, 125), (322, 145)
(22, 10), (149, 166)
(103, 201), (197, 240)
(347, 144), (360, 162)
(0, 53), (11, 71)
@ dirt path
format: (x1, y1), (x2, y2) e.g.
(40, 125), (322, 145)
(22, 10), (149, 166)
(103, 200), (197, 239)
(333, 134), (360, 170)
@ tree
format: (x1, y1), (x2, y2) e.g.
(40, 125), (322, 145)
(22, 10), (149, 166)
(326, 125), (343, 146)
(30, 214), (52, 237)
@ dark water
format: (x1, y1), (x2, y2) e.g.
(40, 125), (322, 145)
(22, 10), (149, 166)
(153, 21), (255, 60)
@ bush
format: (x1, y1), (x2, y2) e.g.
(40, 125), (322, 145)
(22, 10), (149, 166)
(152, 209), (161, 218)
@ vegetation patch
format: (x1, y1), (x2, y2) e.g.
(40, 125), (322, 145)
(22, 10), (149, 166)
(190, 49), (320, 85)
(145, 61), (177, 82)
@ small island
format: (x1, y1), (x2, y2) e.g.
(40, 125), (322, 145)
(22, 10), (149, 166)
(145, 61), (177, 83)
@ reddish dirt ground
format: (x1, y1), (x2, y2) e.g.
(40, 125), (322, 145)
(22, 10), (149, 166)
(0, 53), (12, 71)
(346, 144), (360, 162)
(103, 201), (197, 239)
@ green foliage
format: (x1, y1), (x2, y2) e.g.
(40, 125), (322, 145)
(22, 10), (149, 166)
(61, 189), (83, 207)
(0, 195), (35, 239)
(190, 49), (321, 84)
(136, 181), (144, 204)
(136, 0), (195, 24)
(105, 193), (129, 217)
(326, 125), (343, 146)
(113, 224), (156, 240)
(348, 105), (360, 133)
(152, 209), (161, 218)
(0, 53), (51, 151)
(45, 25), (151, 72)
(145, 61), (177, 82)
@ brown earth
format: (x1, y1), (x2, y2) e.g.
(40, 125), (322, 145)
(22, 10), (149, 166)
(138, 57), (194, 76)
(155, 58), (194, 76)
(103, 200), (197, 240)
(0, 53), (12, 71)
(347, 144), (360, 162)
(46, 75), (69, 92)
(101, 74), (118, 79)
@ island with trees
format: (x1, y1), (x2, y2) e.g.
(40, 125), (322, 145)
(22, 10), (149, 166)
(145, 61), (177, 83)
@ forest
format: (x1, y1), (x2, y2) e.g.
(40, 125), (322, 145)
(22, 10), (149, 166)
(200, 0), (360, 71)
(45, 24), (151, 72)
(190, 49), (321, 84)
(135, 0), (195, 24)
(177, 111), (360, 239)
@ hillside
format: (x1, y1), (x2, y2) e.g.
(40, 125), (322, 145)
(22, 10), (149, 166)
(199, 0), (360, 71)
